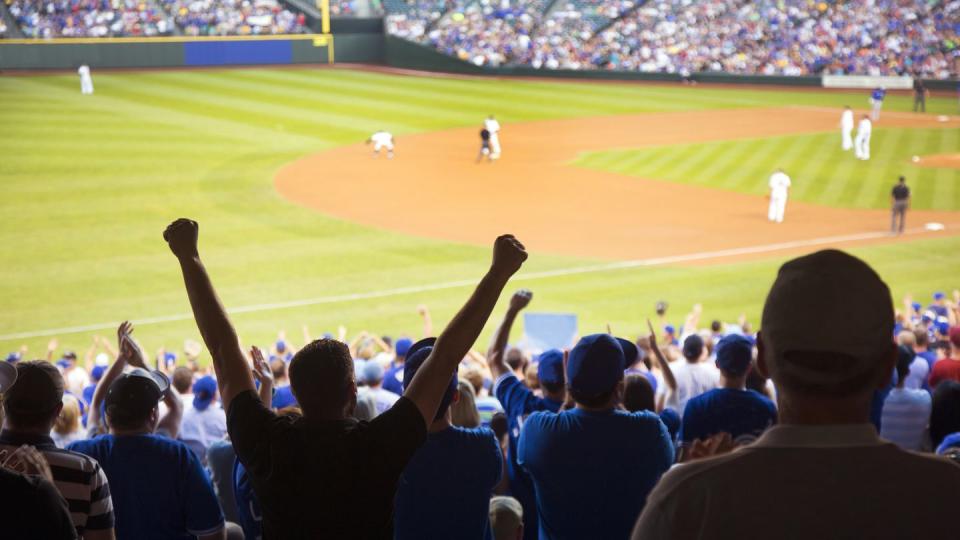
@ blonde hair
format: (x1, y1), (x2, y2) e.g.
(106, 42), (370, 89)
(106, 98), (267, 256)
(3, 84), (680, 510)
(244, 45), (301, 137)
(53, 394), (81, 436)
(450, 380), (481, 428)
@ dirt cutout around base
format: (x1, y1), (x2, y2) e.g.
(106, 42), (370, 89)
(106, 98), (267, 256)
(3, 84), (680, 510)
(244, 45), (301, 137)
(276, 107), (960, 262)
(915, 153), (960, 170)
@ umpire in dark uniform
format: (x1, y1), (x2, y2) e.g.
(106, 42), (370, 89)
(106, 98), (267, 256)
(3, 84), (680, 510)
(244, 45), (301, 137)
(913, 77), (927, 112)
(891, 176), (910, 234)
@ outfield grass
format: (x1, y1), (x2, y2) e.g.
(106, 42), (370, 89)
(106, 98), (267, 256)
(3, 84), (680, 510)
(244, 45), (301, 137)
(575, 128), (960, 210)
(1, 67), (958, 359)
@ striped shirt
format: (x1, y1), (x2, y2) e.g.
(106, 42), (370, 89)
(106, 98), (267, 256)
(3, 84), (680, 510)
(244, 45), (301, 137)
(880, 388), (932, 451)
(0, 430), (114, 536)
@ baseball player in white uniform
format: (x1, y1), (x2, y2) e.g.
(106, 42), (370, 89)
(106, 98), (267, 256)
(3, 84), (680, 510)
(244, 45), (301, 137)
(854, 115), (872, 161)
(78, 64), (94, 95)
(768, 168), (791, 223)
(367, 130), (394, 159)
(840, 106), (854, 151)
(483, 115), (501, 159)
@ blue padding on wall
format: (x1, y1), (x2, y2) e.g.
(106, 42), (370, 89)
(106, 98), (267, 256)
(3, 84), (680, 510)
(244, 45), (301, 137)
(184, 40), (293, 66)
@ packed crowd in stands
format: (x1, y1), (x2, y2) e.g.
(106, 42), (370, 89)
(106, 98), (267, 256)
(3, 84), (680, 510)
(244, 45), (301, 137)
(386, 0), (960, 77)
(156, 0), (306, 36)
(6, 0), (174, 38)
(2, 217), (960, 538)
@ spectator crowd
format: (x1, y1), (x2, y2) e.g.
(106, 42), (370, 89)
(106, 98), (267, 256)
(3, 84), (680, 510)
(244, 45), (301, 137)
(386, 0), (960, 78)
(1, 217), (959, 539)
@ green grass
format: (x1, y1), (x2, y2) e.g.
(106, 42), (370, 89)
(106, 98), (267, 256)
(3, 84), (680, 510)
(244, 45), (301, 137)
(1, 67), (958, 359)
(575, 129), (960, 210)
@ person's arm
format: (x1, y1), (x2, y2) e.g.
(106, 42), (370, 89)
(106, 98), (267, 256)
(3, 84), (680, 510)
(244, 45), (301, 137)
(157, 387), (183, 439)
(404, 235), (527, 426)
(251, 346), (274, 408)
(88, 322), (136, 431)
(647, 320), (676, 392)
(486, 289), (532, 381)
(348, 331), (368, 358)
(46, 338), (58, 362)
(84, 337), (98, 373)
(418, 304), (433, 338)
(682, 303), (701, 336)
(164, 219), (255, 413)
(302, 324), (311, 346)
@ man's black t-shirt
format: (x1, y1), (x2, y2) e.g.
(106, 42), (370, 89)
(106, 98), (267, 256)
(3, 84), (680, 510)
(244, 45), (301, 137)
(0, 467), (77, 539)
(228, 390), (427, 540)
(892, 184), (910, 201)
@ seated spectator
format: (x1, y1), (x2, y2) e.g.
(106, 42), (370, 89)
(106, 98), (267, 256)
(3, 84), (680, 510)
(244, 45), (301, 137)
(665, 334), (719, 417)
(179, 375), (227, 464)
(622, 373), (655, 413)
(451, 379), (482, 428)
(930, 380), (960, 450)
(633, 250), (960, 539)
(0, 360), (116, 540)
(489, 496), (524, 540)
(519, 333), (674, 539)
(360, 360), (400, 415)
(0, 445), (77, 540)
(394, 342), (502, 539)
(51, 394), (86, 448)
(488, 289), (564, 540)
(680, 334), (777, 447)
(880, 345), (932, 451)
(929, 327), (960, 388)
(163, 218), (526, 537)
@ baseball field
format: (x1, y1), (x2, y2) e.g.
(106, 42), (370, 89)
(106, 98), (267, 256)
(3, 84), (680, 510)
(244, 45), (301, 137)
(2, 66), (959, 358)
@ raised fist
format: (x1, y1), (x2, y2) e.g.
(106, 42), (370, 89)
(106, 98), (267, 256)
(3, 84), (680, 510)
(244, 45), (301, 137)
(491, 234), (527, 278)
(510, 289), (533, 312)
(163, 218), (199, 259)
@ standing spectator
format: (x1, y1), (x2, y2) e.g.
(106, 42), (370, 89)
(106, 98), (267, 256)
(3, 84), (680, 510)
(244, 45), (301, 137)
(383, 337), (413, 395)
(896, 330), (929, 390)
(488, 290), (565, 540)
(0, 360), (116, 540)
(489, 496), (524, 540)
(164, 218), (527, 538)
(666, 334), (720, 417)
(633, 250), (960, 539)
(360, 361), (400, 416)
(394, 344), (502, 539)
(891, 176), (910, 235)
(913, 328), (938, 376)
(519, 334), (674, 539)
(680, 334), (777, 447)
(179, 375), (227, 464)
(929, 327), (960, 388)
(880, 345), (932, 451)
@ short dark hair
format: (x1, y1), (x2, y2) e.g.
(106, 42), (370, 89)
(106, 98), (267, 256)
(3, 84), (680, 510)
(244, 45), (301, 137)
(541, 380), (564, 395)
(710, 320), (722, 332)
(895, 346), (914, 383)
(898, 176), (906, 183)
(568, 387), (615, 409)
(106, 402), (154, 431)
(622, 374), (655, 413)
(3, 361), (63, 427)
(505, 348), (525, 371)
(270, 358), (287, 380)
(172, 367), (193, 394)
(914, 329), (929, 347)
(289, 339), (354, 416)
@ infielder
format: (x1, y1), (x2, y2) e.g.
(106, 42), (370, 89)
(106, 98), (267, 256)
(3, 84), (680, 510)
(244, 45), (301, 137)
(768, 168), (791, 223)
(477, 127), (492, 162)
(483, 115), (501, 159)
(78, 64), (94, 95)
(366, 130), (394, 159)
(869, 87), (886, 121)
(854, 114), (872, 160)
(840, 105), (854, 151)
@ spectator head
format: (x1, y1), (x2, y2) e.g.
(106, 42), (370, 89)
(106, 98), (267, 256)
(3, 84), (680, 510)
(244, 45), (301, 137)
(462, 366), (484, 396)
(715, 334), (754, 378)
(3, 360), (64, 432)
(276, 340), (288, 354)
(914, 328), (929, 350)
(91, 365), (107, 383)
(104, 368), (170, 432)
(505, 347), (527, 373)
(184, 339), (202, 362)
(270, 358), (287, 382)
(524, 362), (540, 391)
(192, 375), (217, 411)
(489, 496), (524, 540)
(394, 337), (413, 361)
(490, 412), (508, 444)
(682, 334), (704, 363)
(895, 345), (915, 387)
(710, 320), (722, 333)
(172, 366), (193, 395)
(362, 361), (385, 387)
(451, 380), (480, 428)
(289, 338), (357, 420)
(664, 324), (676, 338)
(566, 334), (625, 409)
(931, 381), (960, 449)
(536, 349), (565, 399)
(4, 352), (21, 364)
(934, 291), (946, 304)
(402, 338), (457, 422)
(622, 374), (655, 413)
(53, 394), (81, 436)
(897, 330), (916, 348)
(757, 250), (895, 403)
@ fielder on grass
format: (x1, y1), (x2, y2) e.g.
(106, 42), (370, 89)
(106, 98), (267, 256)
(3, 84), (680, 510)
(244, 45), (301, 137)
(483, 115), (501, 159)
(841, 105), (854, 151)
(367, 130), (394, 159)
(78, 64), (94, 95)
(768, 168), (792, 224)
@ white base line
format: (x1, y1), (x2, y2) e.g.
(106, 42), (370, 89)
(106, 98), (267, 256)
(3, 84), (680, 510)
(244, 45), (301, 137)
(0, 225), (951, 342)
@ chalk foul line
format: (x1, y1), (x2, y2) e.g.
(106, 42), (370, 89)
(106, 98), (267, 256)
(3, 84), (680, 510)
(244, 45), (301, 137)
(0, 225), (952, 342)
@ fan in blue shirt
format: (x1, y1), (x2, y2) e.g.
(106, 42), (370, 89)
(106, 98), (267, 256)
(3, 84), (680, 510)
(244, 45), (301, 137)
(519, 334), (674, 540)
(394, 344), (503, 540)
(382, 338), (414, 396)
(680, 334), (777, 447)
(487, 290), (565, 540)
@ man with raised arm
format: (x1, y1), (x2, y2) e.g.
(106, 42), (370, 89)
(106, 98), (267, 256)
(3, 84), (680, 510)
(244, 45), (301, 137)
(487, 289), (565, 540)
(163, 218), (527, 539)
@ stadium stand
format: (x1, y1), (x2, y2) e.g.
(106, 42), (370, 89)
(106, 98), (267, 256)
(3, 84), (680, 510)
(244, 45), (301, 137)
(6, 0), (175, 38)
(157, 0), (307, 36)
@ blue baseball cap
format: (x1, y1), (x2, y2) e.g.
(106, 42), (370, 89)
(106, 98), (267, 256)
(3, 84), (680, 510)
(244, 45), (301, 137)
(402, 342), (455, 421)
(536, 349), (564, 385)
(163, 352), (177, 366)
(715, 334), (753, 376)
(362, 361), (385, 385)
(937, 432), (960, 455)
(934, 291), (946, 300)
(5, 352), (21, 363)
(55, 359), (71, 371)
(566, 334), (624, 397)
(616, 337), (639, 367)
(91, 365), (107, 382)
(395, 338), (413, 357)
(192, 376), (217, 411)
(664, 324), (676, 335)
(911, 302), (922, 312)
(682, 334), (705, 360)
(276, 340), (287, 353)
